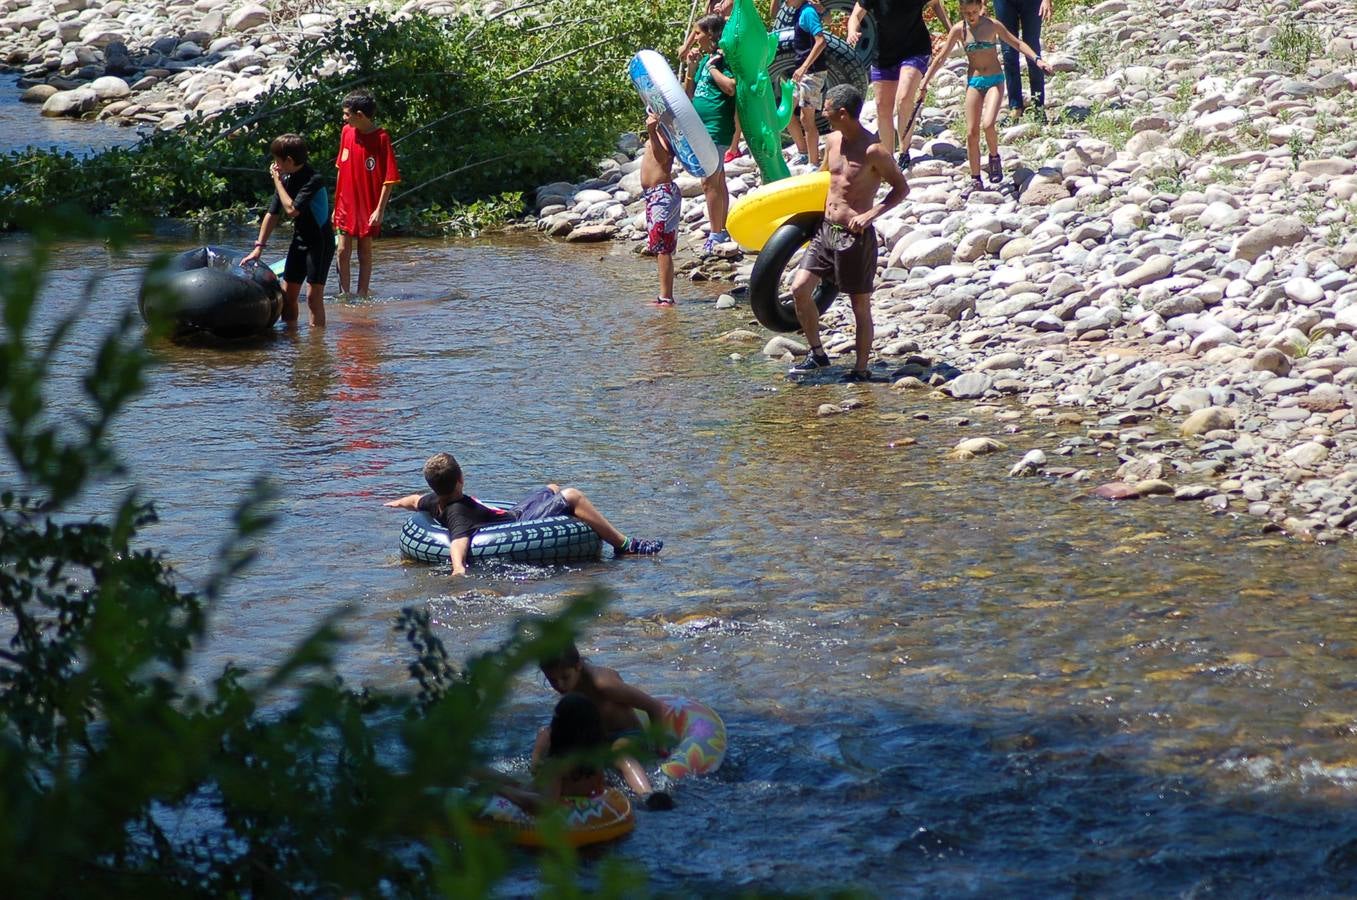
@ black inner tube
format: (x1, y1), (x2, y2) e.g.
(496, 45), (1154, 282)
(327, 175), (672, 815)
(747, 212), (839, 334)
(770, 29), (870, 135)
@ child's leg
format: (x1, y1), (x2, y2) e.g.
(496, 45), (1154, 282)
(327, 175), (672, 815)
(356, 236), (374, 295)
(702, 166), (729, 236)
(788, 105), (807, 154)
(558, 486), (627, 548)
(532, 726), (551, 765)
(305, 281), (326, 327)
(791, 267), (825, 352)
(895, 67), (926, 153)
(982, 85), (1005, 156)
(850, 291), (874, 373)
(800, 105), (820, 165)
(874, 78), (899, 157)
(335, 231), (353, 294)
(280, 279), (302, 327)
(612, 752), (656, 797)
(658, 251), (674, 301)
(964, 87), (983, 176)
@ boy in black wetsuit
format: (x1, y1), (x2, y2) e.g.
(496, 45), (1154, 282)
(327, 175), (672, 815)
(383, 452), (662, 575)
(241, 133), (336, 327)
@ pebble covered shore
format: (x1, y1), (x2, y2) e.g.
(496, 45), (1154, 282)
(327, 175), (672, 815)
(5, 0), (1357, 540)
(535, 0), (1357, 543)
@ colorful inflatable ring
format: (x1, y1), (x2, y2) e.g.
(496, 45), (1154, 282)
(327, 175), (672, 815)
(637, 696), (728, 781)
(628, 49), (721, 178)
(727, 170), (830, 252)
(399, 501), (602, 566)
(474, 788), (635, 849)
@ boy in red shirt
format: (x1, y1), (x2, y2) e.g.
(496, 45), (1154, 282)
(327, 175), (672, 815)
(333, 90), (400, 296)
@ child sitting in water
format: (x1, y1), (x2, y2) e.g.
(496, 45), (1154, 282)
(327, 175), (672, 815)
(640, 108), (680, 306)
(482, 693), (608, 814)
(535, 642), (675, 810)
(383, 452), (662, 575)
(919, 0), (1052, 192)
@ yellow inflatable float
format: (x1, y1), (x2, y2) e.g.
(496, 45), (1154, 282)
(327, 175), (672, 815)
(726, 171), (829, 252)
(474, 788), (635, 849)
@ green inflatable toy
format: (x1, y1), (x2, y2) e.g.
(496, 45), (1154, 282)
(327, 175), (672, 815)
(719, 0), (794, 183)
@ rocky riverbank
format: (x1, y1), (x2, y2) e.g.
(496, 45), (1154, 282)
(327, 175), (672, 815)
(535, 0), (1357, 541)
(0, 0), (466, 130)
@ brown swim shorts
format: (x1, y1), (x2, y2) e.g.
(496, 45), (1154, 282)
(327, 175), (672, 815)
(798, 219), (879, 295)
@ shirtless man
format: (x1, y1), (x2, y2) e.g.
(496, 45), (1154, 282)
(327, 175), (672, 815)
(789, 83), (910, 381)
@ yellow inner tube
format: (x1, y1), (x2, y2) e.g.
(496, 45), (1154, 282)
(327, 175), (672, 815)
(473, 787), (635, 849)
(726, 171), (830, 252)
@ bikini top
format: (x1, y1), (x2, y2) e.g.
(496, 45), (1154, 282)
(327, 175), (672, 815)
(962, 21), (998, 53)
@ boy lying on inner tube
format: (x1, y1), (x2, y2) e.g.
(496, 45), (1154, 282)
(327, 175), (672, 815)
(383, 452), (662, 575)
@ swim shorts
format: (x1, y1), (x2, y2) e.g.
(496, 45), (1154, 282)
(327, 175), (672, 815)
(798, 219), (879, 295)
(794, 71), (827, 109)
(282, 226), (336, 286)
(871, 53), (931, 82)
(969, 72), (1005, 91)
(510, 486), (571, 522)
(644, 182), (682, 255)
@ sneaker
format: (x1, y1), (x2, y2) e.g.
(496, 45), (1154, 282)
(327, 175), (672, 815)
(789, 349), (832, 373)
(793, 153), (808, 166)
(987, 153), (1003, 184)
(655, 297), (675, 306)
(701, 230), (730, 256)
(897, 149), (912, 170)
(723, 147), (742, 164)
(842, 369), (873, 382)
(619, 537), (663, 555)
(963, 175), (984, 197)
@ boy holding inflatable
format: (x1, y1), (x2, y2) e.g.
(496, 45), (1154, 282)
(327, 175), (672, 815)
(789, 84), (909, 381)
(683, 14), (736, 256)
(240, 133), (334, 328)
(640, 109), (681, 305)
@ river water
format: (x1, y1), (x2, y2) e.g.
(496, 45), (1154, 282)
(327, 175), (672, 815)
(11, 231), (1357, 896)
(0, 74), (146, 155)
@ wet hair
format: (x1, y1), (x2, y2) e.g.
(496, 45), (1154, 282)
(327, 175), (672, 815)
(422, 452), (462, 496)
(341, 89), (377, 118)
(269, 133), (308, 165)
(696, 14), (725, 41)
(539, 641), (582, 675)
(547, 693), (605, 759)
(825, 83), (864, 118)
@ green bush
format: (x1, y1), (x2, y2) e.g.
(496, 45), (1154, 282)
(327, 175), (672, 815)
(0, 0), (688, 232)
(0, 212), (642, 895)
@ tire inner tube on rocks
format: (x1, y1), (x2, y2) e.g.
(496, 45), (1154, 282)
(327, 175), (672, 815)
(769, 28), (868, 135)
(138, 246), (283, 341)
(628, 49), (721, 178)
(748, 212), (839, 333)
(399, 502), (603, 567)
(473, 788), (634, 849)
(773, 0), (877, 66)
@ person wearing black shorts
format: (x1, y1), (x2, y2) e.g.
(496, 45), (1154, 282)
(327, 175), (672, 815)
(789, 85), (908, 382)
(241, 133), (336, 327)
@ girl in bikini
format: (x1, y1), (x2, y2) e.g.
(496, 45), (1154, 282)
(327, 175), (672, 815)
(919, 0), (1052, 191)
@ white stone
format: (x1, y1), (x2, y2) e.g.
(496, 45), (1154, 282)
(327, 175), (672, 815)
(226, 3), (269, 31)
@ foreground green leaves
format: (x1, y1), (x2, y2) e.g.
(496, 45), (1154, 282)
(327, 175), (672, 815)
(0, 215), (642, 895)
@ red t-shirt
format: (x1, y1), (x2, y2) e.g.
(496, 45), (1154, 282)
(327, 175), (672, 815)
(333, 124), (400, 237)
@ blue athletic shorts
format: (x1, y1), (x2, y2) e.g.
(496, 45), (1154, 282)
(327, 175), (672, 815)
(511, 486), (571, 521)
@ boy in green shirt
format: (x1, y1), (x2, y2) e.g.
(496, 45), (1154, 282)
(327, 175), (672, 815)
(684, 14), (737, 256)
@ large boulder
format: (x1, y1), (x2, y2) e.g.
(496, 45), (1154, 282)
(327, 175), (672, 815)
(41, 88), (97, 117)
(89, 76), (131, 100)
(1231, 216), (1307, 261)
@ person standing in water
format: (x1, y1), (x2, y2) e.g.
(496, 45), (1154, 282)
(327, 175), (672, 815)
(788, 84), (909, 382)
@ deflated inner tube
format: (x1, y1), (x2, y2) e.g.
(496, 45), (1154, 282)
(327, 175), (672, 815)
(139, 246), (283, 340)
(773, 0), (877, 66)
(748, 212), (839, 333)
(400, 501), (603, 567)
(770, 29), (869, 135)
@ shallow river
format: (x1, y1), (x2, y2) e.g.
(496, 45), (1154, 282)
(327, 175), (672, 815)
(10, 228), (1357, 896)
